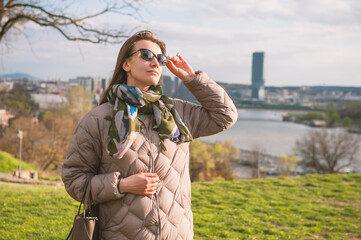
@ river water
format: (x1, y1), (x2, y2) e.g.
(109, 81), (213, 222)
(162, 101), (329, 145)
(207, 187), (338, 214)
(200, 109), (356, 157)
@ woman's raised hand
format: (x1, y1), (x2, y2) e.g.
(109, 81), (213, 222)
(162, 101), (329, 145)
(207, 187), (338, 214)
(119, 172), (160, 196)
(167, 53), (196, 83)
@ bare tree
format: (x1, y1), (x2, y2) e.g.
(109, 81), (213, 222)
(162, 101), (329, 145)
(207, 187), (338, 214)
(250, 145), (266, 178)
(295, 129), (360, 174)
(0, 0), (141, 45)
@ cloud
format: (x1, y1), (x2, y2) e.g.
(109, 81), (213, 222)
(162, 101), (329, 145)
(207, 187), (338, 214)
(164, 0), (361, 27)
(2, 0), (361, 86)
(157, 0), (294, 21)
(293, 0), (361, 26)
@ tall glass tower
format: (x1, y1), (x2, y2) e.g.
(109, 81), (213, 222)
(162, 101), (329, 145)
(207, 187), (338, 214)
(251, 52), (265, 99)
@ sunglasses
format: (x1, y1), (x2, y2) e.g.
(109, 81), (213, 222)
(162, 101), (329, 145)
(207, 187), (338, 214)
(128, 48), (168, 66)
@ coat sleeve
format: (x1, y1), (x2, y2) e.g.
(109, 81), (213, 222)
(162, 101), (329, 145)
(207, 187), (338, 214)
(61, 112), (124, 204)
(173, 71), (238, 139)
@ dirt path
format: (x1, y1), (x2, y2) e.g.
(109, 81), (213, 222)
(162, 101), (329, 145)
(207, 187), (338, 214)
(0, 172), (63, 186)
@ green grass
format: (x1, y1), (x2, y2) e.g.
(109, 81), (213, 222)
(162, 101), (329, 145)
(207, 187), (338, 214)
(0, 174), (360, 239)
(192, 174), (361, 240)
(0, 184), (77, 240)
(0, 151), (36, 173)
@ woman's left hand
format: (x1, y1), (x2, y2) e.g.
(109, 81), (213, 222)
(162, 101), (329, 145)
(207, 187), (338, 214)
(167, 53), (196, 83)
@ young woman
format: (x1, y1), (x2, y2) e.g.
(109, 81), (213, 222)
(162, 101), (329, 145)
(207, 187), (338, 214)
(62, 30), (237, 240)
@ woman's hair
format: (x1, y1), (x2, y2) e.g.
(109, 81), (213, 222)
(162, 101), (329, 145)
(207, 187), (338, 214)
(99, 30), (166, 105)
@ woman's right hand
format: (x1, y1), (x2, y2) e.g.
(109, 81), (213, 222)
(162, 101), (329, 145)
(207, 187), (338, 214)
(118, 172), (160, 196)
(167, 54), (196, 83)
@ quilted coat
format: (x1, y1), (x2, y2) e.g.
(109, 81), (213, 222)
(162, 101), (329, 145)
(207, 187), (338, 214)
(62, 71), (238, 240)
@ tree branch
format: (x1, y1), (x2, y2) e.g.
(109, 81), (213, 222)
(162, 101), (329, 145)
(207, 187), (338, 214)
(1, 0), (141, 45)
(4, 0), (16, 8)
(0, 14), (26, 41)
(9, 3), (113, 25)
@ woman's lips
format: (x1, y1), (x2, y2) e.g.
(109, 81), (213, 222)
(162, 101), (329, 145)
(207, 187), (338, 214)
(148, 70), (159, 76)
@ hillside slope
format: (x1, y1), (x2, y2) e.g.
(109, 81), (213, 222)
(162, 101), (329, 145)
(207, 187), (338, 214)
(0, 151), (36, 173)
(0, 174), (360, 239)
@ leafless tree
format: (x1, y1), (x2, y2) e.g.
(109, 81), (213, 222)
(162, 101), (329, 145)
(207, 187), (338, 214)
(250, 145), (266, 178)
(0, 0), (142, 45)
(295, 129), (360, 174)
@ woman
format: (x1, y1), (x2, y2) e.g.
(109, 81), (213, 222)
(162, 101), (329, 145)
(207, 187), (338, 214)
(62, 30), (237, 240)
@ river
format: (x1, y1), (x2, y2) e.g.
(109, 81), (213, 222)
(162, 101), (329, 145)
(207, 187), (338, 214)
(200, 109), (358, 157)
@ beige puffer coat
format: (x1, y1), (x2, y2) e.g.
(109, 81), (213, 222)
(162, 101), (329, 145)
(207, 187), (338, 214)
(62, 71), (238, 240)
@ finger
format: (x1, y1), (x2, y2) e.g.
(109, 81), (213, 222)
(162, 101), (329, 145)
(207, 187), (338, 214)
(172, 56), (180, 63)
(144, 176), (160, 184)
(143, 172), (158, 178)
(146, 182), (159, 189)
(146, 185), (158, 192)
(146, 189), (157, 195)
(166, 60), (178, 74)
(150, 177), (160, 183)
(145, 185), (158, 190)
(144, 187), (157, 194)
(176, 53), (184, 61)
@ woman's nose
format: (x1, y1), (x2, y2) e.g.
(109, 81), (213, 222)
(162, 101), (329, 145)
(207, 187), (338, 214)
(150, 57), (160, 67)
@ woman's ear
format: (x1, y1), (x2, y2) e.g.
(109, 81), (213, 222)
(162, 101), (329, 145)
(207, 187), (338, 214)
(122, 60), (130, 72)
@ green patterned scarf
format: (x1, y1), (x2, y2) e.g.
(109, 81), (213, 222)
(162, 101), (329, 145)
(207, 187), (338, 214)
(105, 84), (193, 159)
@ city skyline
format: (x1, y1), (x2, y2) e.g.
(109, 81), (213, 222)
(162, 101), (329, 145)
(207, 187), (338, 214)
(1, 0), (361, 87)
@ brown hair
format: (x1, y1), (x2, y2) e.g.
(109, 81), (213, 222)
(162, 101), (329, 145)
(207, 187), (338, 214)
(99, 30), (166, 105)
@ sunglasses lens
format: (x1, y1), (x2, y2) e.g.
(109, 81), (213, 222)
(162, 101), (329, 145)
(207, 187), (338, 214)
(140, 49), (154, 61)
(157, 55), (168, 65)
(139, 49), (167, 65)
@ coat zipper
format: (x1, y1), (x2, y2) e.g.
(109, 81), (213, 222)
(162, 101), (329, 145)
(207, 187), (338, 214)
(143, 115), (161, 240)
(150, 149), (162, 240)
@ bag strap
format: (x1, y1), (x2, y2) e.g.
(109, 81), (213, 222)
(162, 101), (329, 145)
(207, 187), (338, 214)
(66, 179), (93, 240)
(82, 180), (93, 217)
(75, 179), (91, 216)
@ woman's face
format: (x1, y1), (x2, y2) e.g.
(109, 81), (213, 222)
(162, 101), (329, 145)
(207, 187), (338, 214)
(123, 40), (164, 91)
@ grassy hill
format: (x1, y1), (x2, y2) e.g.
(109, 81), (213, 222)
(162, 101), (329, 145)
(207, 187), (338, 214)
(0, 151), (36, 173)
(0, 174), (360, 239)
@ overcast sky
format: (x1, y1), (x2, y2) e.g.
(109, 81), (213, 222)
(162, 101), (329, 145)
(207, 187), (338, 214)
(1, 0), (361, 86)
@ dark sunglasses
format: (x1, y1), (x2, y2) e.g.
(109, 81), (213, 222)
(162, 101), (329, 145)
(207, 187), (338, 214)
(128, 48), (168, 66)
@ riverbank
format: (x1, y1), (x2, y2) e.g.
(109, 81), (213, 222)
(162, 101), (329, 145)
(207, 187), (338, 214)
(235, 104), (323, 111)
(200, 108), (361, 173)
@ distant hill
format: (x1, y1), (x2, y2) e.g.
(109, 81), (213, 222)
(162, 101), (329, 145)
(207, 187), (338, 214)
(0, 72), (43, 81)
